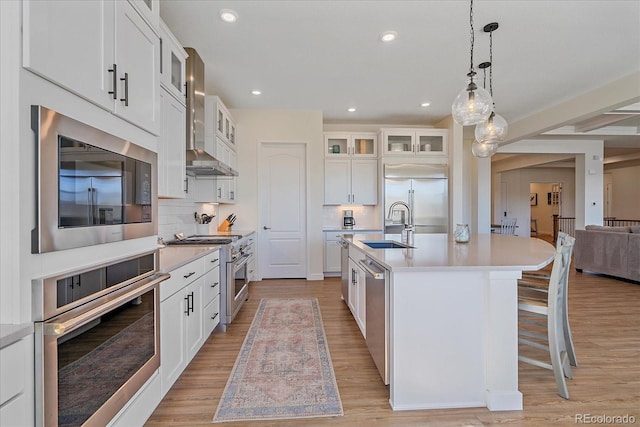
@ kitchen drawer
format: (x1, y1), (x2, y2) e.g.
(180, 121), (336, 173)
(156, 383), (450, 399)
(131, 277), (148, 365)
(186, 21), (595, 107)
(160, 257), (205, 301)
(203, 249), (221, 269)
(203, 266), (221, 306)
(0, 338), (28, 405)
(203, 294), (221, 336)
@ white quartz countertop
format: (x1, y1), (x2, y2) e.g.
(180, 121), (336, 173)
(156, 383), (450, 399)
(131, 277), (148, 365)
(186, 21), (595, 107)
(347, 233), (555, 272)
(158, 245), (222, 272)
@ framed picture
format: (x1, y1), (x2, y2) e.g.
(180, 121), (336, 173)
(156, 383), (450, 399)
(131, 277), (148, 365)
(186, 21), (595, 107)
(530, 193), (538, 206)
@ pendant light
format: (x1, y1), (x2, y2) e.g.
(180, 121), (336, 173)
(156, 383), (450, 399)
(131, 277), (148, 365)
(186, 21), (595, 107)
(471, 140), (498, 158)
(475, 22), (508, 144)
(452, 0), (493, 126)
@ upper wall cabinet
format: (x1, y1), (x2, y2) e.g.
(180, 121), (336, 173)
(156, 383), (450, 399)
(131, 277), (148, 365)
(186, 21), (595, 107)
(128, 0), (159, 29)
(324, 132), (377, 158)
(23, 0), (160, 135)
(158, 88), (186, 198)
(205, 96), (236, 149)
(381, 128), (448, 157)
(159, 20), (187, 103)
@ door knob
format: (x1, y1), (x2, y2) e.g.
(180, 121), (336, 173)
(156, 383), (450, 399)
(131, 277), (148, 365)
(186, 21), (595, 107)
(263, 226), (271, 230)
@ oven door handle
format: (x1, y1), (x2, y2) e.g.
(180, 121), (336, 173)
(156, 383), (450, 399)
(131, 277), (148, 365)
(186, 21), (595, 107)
(233, 254), (250, 272)
(43, 273), (169, 336)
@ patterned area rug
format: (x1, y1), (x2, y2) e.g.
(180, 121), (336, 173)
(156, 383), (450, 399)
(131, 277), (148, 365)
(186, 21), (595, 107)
(213, 298), (343, 422)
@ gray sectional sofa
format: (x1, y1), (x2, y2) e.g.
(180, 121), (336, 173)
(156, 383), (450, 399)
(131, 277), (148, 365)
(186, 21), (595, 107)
(574, 225), (640, 282)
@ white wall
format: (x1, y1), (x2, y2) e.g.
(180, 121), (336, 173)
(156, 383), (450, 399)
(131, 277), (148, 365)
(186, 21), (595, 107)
(604, 164), (640, 219)
(227, 109), (324, 280)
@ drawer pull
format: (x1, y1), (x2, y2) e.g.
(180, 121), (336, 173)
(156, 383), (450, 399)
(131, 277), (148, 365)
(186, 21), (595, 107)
(212, 282), (219, 287)
(183, 271), (195, 279)
(211, 258), (219, 263)
(211, 313), (219, 320)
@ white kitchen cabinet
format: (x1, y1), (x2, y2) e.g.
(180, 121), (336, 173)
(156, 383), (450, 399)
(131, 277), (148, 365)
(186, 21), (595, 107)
(205, 96), (236, 148)
(158, 88), (186, 198)
(160, 249), (219, 395)
(128, 0), (159, 29)
(23, 0), (160, 134)
(159, 19), (187, 102)
(202, 251), (221, 337)
(381, 128), (448, 157)
(324, 132), (377, 157)
(324, 159), (377, 205)
(245, 235), (257, 282)
(323, 232), (342, 274)
(347, 256), (366, 337)
(0, 336), (34, 427)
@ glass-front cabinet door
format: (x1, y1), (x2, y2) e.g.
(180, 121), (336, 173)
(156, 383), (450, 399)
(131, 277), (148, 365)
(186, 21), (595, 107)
(159, 20), (187, 102)
(324, 133), (377, 157)
(382, 129), (447, 156)
(415, 130), (447, 156)
(384, 131), (414, 155)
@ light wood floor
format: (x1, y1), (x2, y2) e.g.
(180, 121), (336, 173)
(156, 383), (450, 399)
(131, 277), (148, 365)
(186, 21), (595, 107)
(146, 265), (640, 426)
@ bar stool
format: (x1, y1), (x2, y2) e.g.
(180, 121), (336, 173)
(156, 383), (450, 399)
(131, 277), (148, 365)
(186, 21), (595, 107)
(519, 232), (577, 367)
(518, 235), (575, 399)
(501, 217), (517, 235)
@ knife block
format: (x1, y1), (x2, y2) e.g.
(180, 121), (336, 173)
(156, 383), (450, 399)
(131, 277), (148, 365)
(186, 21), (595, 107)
(217, 219), (231, 232)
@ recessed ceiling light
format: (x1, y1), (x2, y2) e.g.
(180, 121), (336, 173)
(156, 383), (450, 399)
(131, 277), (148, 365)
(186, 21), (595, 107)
(251, 90), (262, 95)
(379, 31), (397, 43)
(421, 102), (431, 107)
(220, 9), (238, 23)
(347, 107), (357, 112)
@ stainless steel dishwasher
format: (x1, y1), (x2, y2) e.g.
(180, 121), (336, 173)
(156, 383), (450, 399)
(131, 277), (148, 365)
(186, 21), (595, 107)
(359, 256), (390, 385)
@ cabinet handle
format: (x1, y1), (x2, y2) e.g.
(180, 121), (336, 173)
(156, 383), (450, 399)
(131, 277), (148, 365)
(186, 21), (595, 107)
(183, 271), (195, 279)
(184, 295), (190, 315)
(190, 292), (195, 314)
(263, 226), (271, 230)
(211, 313), (219, 321)
(120, 72), (129, 106)
(212, 281), (219, 287)
(108, 64), (118, 99)
(184, 178), (189, 193)
(217, 187), (222, 198)
(211, 258), (219, 263)
(184, 81), (188, 98)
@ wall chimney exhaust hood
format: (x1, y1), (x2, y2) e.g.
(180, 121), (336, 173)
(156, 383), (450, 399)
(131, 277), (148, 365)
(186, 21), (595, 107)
(184, 47), (238, 177)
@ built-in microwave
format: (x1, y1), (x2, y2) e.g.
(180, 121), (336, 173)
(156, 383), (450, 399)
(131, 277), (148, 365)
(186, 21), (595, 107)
(31, 106), (157, 253)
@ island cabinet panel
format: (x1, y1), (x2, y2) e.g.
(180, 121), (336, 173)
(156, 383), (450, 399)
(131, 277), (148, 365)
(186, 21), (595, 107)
(23, 0), (160, 134)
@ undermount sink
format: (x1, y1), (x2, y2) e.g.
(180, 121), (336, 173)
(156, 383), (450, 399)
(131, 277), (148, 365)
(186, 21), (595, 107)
(361, 240), (414, 249)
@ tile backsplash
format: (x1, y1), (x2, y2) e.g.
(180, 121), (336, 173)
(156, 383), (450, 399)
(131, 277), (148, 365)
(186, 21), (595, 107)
(158, 179), (219, 241)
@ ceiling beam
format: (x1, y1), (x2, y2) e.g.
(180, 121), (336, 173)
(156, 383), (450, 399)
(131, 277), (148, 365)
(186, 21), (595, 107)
(573, 114), (639, 133)
(502, 72), (640, 145)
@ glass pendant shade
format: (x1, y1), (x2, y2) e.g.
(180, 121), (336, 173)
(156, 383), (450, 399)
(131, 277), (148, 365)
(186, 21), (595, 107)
(452, 81), (494, 126)
(475, 112), (508, 143)
(471, 140), (498, 158)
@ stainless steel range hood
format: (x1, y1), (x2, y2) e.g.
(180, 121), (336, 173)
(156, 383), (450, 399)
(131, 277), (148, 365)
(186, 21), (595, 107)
(184, 47), (238, 177)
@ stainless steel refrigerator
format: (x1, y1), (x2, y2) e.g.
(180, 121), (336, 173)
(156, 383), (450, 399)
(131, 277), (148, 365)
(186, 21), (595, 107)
(384, 163), (449, 234)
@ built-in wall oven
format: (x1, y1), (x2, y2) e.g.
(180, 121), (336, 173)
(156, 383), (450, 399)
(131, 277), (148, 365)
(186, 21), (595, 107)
(33, 251), (169, 427)
(31, 106), (157, 253)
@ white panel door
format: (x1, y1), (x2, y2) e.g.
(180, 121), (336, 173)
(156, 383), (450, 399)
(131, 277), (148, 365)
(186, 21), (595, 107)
(259, 143), (307, 278)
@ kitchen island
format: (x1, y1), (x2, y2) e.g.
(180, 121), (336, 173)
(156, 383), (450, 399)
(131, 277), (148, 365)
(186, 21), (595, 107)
(345, 233), (556, 412)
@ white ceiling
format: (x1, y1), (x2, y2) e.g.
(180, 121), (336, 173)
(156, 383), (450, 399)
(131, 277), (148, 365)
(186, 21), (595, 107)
(159, 0), (640, 156)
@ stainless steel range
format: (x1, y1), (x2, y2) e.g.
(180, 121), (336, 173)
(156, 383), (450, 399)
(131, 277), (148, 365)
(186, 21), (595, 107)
(166, 232), (254, 329)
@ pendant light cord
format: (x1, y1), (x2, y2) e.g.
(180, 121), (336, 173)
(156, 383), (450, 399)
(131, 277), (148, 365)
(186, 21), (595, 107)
(489, 29), (493, 97)
(469, 0), (475, 78)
